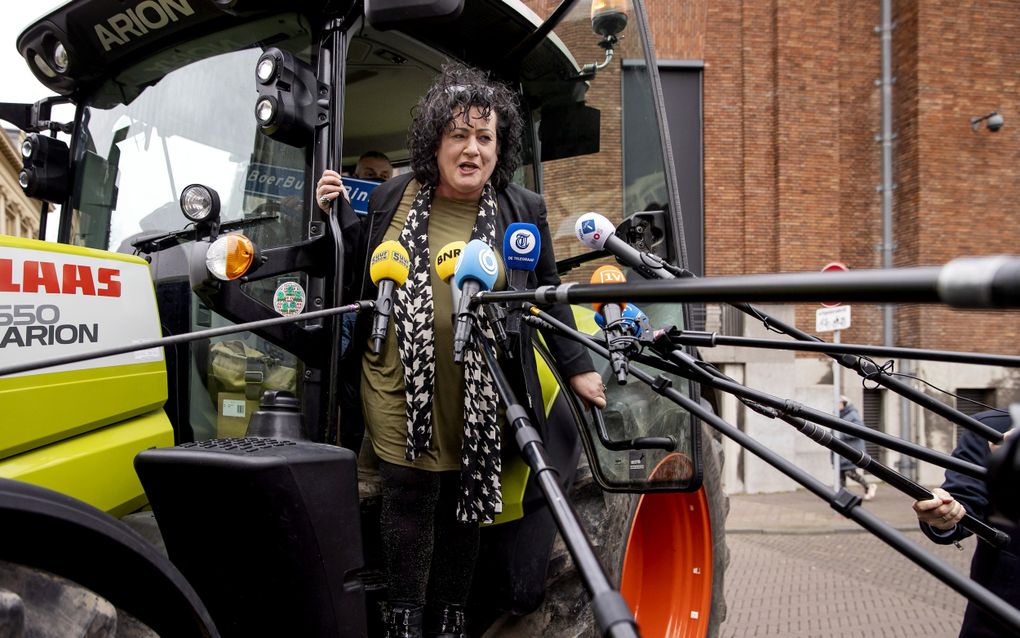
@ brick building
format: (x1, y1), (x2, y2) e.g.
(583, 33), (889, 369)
(1, 129), (44, 239)
(634, 0), (1020, 490)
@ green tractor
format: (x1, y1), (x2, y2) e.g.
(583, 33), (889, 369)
(0, 0), (727, 635)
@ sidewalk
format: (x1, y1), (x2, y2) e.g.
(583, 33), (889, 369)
(725, 483), (923, 534)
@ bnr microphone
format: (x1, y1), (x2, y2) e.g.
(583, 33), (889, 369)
(575, 212), (677, 280)
(369, 240), (411, 354)
(435, 240), (467, 311)
(590, 264), (631, 384)
(452, 239), (500, 364)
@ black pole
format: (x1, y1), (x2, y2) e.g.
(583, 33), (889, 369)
(524, 309), (1020, 634)
(670, 330), (1020, 368)
(777, 413), (1009, 548)
(650, 333), (1009, 546)
(653, 345), (986, 480)
(478, 257), (1020, 308)
(0, 302), (371, 378)
(725, 301), (1005, 444)
(474, 331), (639, 638)
(479, 260), (1008, 444)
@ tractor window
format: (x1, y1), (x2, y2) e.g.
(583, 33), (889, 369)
(66, 14), (316, 442)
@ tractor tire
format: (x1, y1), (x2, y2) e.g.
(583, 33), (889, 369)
(486, 419), (729, 638)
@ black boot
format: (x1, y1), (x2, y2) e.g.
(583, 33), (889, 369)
(385, 603), (424, 638)
(425, 604), (467, 638)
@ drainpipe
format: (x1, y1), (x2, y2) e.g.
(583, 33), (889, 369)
(877, 0), (913, 479)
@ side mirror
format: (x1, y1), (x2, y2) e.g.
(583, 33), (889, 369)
(19, 133), (70, 204)
(253, 48), (326, 147)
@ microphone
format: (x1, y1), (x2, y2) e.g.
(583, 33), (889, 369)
(369, 240), (411, 354)
(502, 222), (541, 291)
(452, 239), (500, 363)
(590, 265), (631, 384)
(575, 212), (677, 280)
(502, 222), (541, 340)
(594, 302), (649, 338)
(435, 240), (467, 312)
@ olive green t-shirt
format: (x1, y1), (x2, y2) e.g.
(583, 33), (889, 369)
(361, 180), (504, 471)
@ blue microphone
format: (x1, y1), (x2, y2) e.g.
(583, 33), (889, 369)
(502, 222), (541, 289)
(595, 303), (648, 337)
(502, 223), (541, 344)
(453, 239), (500, 363)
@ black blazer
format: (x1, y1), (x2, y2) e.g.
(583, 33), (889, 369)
(337, 173), (595, 447)
(920, 410), (1018, 638)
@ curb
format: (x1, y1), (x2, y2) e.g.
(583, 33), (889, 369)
(726, 525), (919, 535)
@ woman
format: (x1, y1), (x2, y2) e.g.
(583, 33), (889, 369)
(317, 63), (605, 637)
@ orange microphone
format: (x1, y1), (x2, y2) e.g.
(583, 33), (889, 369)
(590, 265), (631, 384)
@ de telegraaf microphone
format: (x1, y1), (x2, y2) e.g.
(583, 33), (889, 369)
(503, 222), (541, 290)
(575, 212), (677, 280)
(452, 239), (500, 364)
(370, 240), (411, 354)
(502, 222), (541, 339)
(590, 264), (632, 384)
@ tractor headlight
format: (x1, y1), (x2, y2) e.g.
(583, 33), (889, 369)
(179, 184), (221, 224)
(256, 54), (278, 84)
(52, 42), (69, 73)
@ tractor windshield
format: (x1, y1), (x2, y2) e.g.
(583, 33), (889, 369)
(68, 12), (314, 254)
(65, 13), (316, 442)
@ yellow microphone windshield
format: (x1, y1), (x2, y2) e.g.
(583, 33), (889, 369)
(434, 241), (466, 282)
(370, 240), (411, 285)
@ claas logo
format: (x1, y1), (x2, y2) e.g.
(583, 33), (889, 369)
(0, 258), (121, 297)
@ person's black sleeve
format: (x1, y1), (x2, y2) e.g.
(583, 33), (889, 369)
(530, 197), (596, 380)
(920, 427), (992, 545)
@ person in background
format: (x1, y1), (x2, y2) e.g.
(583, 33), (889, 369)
(837, 396), (877, 500)
(913, 409), (1018, 638)
(355, 150), (393, 182)
(317, 62), (604, 638)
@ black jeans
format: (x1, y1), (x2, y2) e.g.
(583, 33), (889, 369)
(840, 468), (868, 488)
(379, 460), (481, 607)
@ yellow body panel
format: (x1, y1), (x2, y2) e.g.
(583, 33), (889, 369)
(0, 362), (167, 460)
(0, 410), (174, 516)
(492, 306), (599, 525)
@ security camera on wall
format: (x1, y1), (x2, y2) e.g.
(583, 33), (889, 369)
(986, 112), (1004, 132)
(971, 111), (1004, 133)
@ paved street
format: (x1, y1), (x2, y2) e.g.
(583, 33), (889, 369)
(720, 489), (977, 637)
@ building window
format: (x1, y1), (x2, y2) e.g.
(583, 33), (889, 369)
(861, 389), (884, 463)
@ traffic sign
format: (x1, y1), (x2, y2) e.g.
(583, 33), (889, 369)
(816, 305), (852, 332)
(820, 262), (849, 307)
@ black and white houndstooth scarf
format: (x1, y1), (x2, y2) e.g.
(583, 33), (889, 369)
(392, 182), (502, 524)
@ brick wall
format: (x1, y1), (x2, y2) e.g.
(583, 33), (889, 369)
(643, 0), (1020, 354)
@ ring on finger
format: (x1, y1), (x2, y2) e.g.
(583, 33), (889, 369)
(319, 195), (330, 205)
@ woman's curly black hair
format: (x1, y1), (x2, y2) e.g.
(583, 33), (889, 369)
(407, 62), (523, 192)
